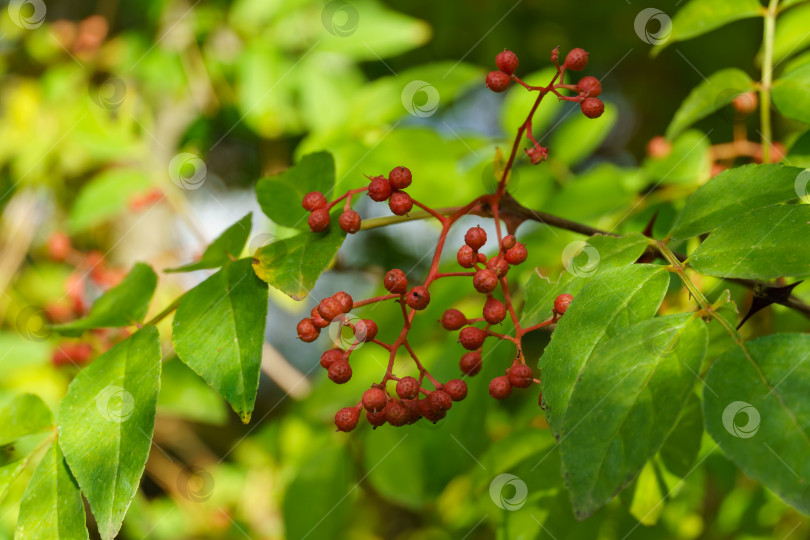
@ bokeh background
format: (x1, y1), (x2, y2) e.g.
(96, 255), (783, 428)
(1, 0), (809, 539)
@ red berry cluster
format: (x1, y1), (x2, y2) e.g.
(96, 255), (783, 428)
(302, 166), (416, 234)
(484, 48), (605, 165)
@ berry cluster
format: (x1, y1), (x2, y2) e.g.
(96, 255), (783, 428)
(296, 48), (594, 432)
(485, 48), (604, 165)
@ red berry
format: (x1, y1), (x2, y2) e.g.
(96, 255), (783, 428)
(328, 359), (352, 384)
(302, 191), (327, 211)
(554, 293), (574, 315)
(457, 245), (476, 268)
(495, 49), (519, 75)
(489, 375), (513, 400)
(581, 97), (604, 119)
(367, 409), (387, 427)
(428, 390), (453, 412)
(647, 136), (672, 159)
(441, 308), (467, 330)
(338, 210), (361, 233)
(483, 297), (506, 325)
(310, 307), (330, 329)
(486, 71), (511, 93)
(332, 291), (353, 313)
(508, 363), (534, 388)
(396, 376), (420, 400)
(473, 269), (499, 294)
(486, 257), (509, 278)
(368, 176), (393, 202)
(459, 351), (482, 375)
(47, 232), (71, 262)
(320, 349), (347, 369)
(459, 326), (487, 350)
(384, 269), (408, 294)
(335, 407), (360, 432)
(477, 252), (487, 263)
(420, 398), (447, 423)
(388, 166), (412, 189)
(405, 286), (430, 310)
(732, 91), (758, 115)
(501, 235), (516, 251)
(355, 319), (378, 342)
(388, 190), (413, 216)
(318, 298), (343, 321)
(297, 319), (319, 342)
(385, 400), (409, 427)
(362, 387), (388, 412)
(577, 75), (602, 97)
(443, 379), (468, 401)
(564, 48), (589, 71)
(308, 208), (330, 232)
(400, 399), (422, 424)
(465, 226), (487, 250)
(504, 243), (528, 265)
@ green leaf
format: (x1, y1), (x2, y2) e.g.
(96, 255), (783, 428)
(652, 0), (763, 55)
(666, 69), (755, 139)
(773, 63), (810, 124)
(252, 213), (347, 300)
(561, 314), (708, 519)
(773, 4), (810, 64)
(521, 233), (651, 326)
(551, 103), (618, 167)
(53, 263), (157, 335)
(704, 333), (810, 515)
(166, 213), (252, 273)
(628, 462), (667, 526)
(172, 259), (268, 423)
(156, 358), (229, 426)
(688, 204), (810, 279)
(642, 129), (712, 185)
(539, 264), (670, 437)
(256, 152), (335, 229)
(14, 443), (88, 540)
(58, 327), (161, 540)
(0, 394), (53, 446)
(659, 393), (704, 477)
(668, 164), (805, 240)
(69, 168), (153, 233)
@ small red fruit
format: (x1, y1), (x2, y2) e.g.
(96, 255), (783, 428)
(443, 379), (468, 401)
(308, 208), (331, 232)
(473, 269), (499, 294)
(320, 349), (347, 369)
(389, 166), (412, 189)
(465, 226), (487, 250)
(564, 48), (589, 71)
(302, 191), (328, 211)
(297, 319), (319, 342)
(362, 387), (388, 412)
(441, 308), (467, 330)
(428, 390), (453, 412)
(328, 359), (352, 384)
(554, 293), (574, 315)
(486, 71), (511, 92)
(501, 235), (516, 250)
(504, 243), (528, 265)
(459, 326), (487, 350)
(508, 363), (534, 388)
(354, 319), (378, 342)
(495, 49), (519, 75)
(310, 307), (330, 329)
(576, 76), (602, 97)
(338, 210), (361, 233)
(486, 257), (509, 278)
(459, 351), (482, 376)
(489, 375), (513, 400)
(385, 400), (409, 427)
(368, 176), (393, 201)
(405, 286), (430, 310)
(47, 232), (71, 262)
(646, 136), (672, 159)
(457, 245), (476, 268)
(396, 376), (420, 400)
(367, 409), (387, 427)
(483, 297), (507, 325)
(388, 190), (413, 215)
(384, 269), (408, 294)
(333, 291), (353, 313)
(581, 97), (604, 119)
(335, 407), (360, 432)
(318, 298), (343, 321)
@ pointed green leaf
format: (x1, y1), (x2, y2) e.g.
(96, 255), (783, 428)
(773, 63), (810, 125)
(688, 204), (810, 279)
(252, 213), (346, 300)
(659, 393), (704, 477)
(0, 394), (53, 446)
(669, 164), (804, 240)
(651, 0), (762, 55)
(773, 4), (810, 64)
(14, 443), (88, 540)
(666, 69), (755, 139)
(540, 265), (670, 437)
(172, 259), (268, 423)
(521, 233), (651, 327)
(58, 327), (161, 540)
(256, 152), (335, 229)
(53, 263), (158, 335)
(704, 333), (810, 515)
(166, 213), (252, 273)
(561, 314), (708, 519)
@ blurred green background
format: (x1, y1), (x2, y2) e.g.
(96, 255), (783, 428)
(1, 0), (809, 538)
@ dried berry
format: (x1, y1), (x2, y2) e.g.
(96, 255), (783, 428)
(459, 326), (487, 350)
(459, 351), (483, 376)
(396, 376), (420, 400)
(405, 286), (430, 310)
(441, 308), (467, 330)
(489, 375), (513, 400)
